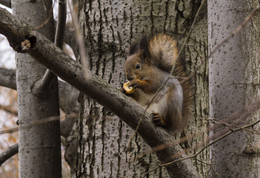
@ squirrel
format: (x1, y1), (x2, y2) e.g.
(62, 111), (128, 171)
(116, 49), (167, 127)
(122, 33), (192, 132)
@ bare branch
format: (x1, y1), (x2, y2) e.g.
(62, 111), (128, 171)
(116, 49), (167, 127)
(162, 99), (260, 168)
(139, 97), (260, 163)
(68, 1), (91, 80)
(0, 143), (18, 166)
(181, 5), (260, 84)
(208, 5), (260, 60)
(145, 116), (260, 176)
(0, 7), (200, 177)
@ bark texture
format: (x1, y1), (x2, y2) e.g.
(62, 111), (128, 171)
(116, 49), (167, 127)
(209, 0), (260, 177)
(11, 0), (61, 177)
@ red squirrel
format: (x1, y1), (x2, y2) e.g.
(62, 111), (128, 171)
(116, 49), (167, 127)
(123, 34), (192, 132)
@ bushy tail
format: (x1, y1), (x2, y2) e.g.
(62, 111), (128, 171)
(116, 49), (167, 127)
(149, 33), (193, 128)
(148, 34), (179, 72)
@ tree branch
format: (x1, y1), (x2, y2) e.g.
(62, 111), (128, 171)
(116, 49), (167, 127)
(0, 8), (200, 177)
(0, 143), (18, 166)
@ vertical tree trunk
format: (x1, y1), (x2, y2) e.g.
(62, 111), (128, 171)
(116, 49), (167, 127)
(12, 0), (61, 177)
(73, 0), (208, 177)
(209, 0), (260, 177)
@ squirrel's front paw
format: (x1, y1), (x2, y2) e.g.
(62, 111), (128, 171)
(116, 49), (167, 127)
(121, 86), (131, 96)
(121, 83), (133, 96)
(122, 81), (136, 94)
(152, 113), (166, 127)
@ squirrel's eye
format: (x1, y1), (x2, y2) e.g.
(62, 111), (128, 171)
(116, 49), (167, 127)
(135, 63), (141, 69)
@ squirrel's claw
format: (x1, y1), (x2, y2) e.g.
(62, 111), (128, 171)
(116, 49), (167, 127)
(152, 113), (166, 126)
(121, 86), (130, 96)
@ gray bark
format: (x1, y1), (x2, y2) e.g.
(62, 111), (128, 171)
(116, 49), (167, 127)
(12, 0), (61, 177)
(208, 0), (260, 177)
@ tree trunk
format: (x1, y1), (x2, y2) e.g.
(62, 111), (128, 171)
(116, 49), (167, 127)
(73, 0), (208, 177)
(209, 0), (260, 177)
(12, 0), (61, 177)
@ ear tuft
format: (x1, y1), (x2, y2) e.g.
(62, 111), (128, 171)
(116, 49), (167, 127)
(139, 35), (150, 58)
(129, 41), (139, 55)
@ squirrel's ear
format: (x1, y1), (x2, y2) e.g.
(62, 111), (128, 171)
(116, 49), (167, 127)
(141, 49), (153, 65)
(139, 35), (151, 62)
(139, 35), (149, 53)
(129, 41), (139, 55)
(140, 49), (147, 62)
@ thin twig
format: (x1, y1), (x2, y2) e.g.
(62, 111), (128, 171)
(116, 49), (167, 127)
(0, 116), (77, 165)
(181, 5), (260, 84)
(68, 1), (91, 80)
(142, 98), (260, 177)
(143, 118), (260, 177)
(0, 113), (77, 135)
(168, 119), (260, 166)
(138, 98), (260, 163)
(195, 158), (220, 178)
(33, 4), (54, 31)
